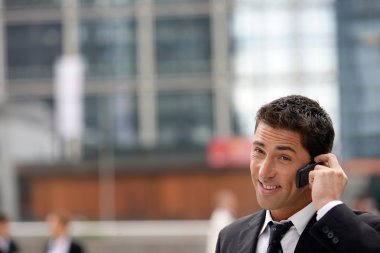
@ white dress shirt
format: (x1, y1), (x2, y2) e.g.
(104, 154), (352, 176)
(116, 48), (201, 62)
(206, 207), (235, 253)
(0, 237), (10, 253)
(46, 236), (71, 253)
(255, 201), (342, 253)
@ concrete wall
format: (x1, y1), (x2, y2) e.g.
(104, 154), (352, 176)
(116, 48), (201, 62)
(12, 220), (209, 253)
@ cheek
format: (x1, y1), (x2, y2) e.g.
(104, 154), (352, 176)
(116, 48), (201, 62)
(279, 169), (297, 187)
(250, 160), (259, 177)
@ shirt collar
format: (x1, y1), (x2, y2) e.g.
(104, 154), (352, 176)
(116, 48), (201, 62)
(49, 236), (71, 245)
(259, 202), (316, 236)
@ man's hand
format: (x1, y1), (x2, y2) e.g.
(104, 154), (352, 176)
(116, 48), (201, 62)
(308, 153), (348, 210)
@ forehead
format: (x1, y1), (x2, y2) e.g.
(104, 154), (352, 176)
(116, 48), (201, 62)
(253, 122), (303, 150)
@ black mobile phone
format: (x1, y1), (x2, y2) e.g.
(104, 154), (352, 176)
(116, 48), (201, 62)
(295, 162), (319, 188)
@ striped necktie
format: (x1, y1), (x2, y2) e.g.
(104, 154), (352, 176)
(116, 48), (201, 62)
(266, 220), (293, 253)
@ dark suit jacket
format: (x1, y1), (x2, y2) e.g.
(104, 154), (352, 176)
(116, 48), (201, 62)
(0, 239), (19, 253)
(45, 239), (85, 253)
(68, 240), (84, 253)
(216, 204), (380, 253)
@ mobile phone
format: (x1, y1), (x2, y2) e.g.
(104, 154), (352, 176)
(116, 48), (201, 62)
(295, 162), (319, 188)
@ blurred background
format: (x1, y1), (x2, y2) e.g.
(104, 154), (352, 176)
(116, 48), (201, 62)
(0, 0), (380, 252)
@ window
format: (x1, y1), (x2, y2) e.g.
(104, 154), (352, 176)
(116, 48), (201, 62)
(80, 0), (134, 6)
(80, 20), (137, 78)
(7, 24), (62, 80)
(155, 17), (211, 74)
(84, 93), (138, 158)
(5, 0), (61, 8)
(157, 91), (213, 149)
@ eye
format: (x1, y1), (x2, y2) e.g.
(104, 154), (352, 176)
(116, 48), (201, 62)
(279, 155), (291, 162)
(252, 147), (265, 156)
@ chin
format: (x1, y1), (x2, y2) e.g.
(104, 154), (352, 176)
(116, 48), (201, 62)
(257, 198), (276, 210)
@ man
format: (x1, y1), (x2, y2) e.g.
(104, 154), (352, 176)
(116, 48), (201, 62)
(216, 95), (380, 253)
(206, 190), (238, 253)
(45, 212), (85, 253)
(0, 213), (19, 253)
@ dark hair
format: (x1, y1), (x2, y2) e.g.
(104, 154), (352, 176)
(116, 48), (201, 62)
(0, 212), (9, 223)
(255, 95), (335, 158)
(47, 212), (71, 226)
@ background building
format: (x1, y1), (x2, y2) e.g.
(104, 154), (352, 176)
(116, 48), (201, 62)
(336, 0), (380, 211)
(2, 0), (380, 252)
(0, 0), (369, 222)
(336, 0), (380, 159)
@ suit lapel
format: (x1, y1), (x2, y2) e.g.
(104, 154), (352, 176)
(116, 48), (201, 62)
(236, 210), (327, 253)
(294, 213), (325, 253)
(238, 210), (266, 253)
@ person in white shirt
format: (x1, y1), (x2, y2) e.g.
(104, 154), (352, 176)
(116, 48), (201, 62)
(45, 212), (84, 253)
(215, 95), (380, 253)
(206, 190), (238, 253)
(0, 212), (19, 253)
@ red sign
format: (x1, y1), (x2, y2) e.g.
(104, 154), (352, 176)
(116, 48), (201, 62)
(207, 137), (251, 169)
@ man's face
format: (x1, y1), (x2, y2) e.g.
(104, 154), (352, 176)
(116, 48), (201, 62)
(250, 122), (312, 220)
(0, 222), (9, 237)
(47, 215), (65, 238)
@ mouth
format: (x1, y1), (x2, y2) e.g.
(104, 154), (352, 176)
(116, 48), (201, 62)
(258, 180), (281, 193)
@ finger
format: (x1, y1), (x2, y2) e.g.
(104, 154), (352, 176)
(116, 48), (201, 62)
(313, 164), (325, 171)
(308, 170), (315, 187)
(314, 153), (339, 169)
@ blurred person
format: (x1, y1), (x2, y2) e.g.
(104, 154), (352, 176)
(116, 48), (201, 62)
(216, 95), (380, 253)
(0, 212), (19, 253)
(351, 195), (379, 215)
(206, 190), (238, 253)
(45, 212), (85, 253)
(369, 175), (380, 210)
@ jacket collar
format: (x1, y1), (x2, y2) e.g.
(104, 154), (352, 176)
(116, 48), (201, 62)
(238, 210), (266, 253)
(237, 210), (326, 253)
(294, 213), (325, 253)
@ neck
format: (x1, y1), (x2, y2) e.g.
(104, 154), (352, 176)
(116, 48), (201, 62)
(53, 232), (68, 240)
(270, 199), (312, 221)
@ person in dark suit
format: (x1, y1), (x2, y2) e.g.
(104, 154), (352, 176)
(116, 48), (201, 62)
(216, 95), (380, 253)
(45, 212), (85, 253)
(0, 212), (19, 253)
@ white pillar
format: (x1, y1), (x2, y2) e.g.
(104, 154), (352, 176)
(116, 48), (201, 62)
(211, 0), (231, 137)
(0, 0), (19, 220)
(137, 0), (156, 148)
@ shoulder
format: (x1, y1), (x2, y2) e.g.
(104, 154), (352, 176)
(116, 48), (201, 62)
(354, 209), (380, 230)
(216, 210), (265, 253)
(70, 239), (85, 253)
(9, 239), (20, 253)
(310, 204), (380, 252)
(334, 204), (380, 226)
(220, 210), (264, 237)
(317, 203), (380, 227)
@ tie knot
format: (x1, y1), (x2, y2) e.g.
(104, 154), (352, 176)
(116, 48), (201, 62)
(269, 220), (293, 241)
(267, 221), (293, 253)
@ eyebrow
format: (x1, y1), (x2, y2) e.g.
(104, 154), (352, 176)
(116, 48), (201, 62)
(253, 141), (297, 154)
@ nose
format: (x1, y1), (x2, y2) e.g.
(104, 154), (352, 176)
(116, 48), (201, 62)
(258, 158), (276, 180)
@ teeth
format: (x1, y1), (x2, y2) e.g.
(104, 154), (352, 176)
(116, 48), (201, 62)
(263, 184), (278, 190)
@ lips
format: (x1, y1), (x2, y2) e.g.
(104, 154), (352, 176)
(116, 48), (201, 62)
(262, 183), (279, 190)
(259, 180), (281, 192)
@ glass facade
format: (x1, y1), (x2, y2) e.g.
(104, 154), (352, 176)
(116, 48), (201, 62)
(157, 91), (213, 149)
(5, 0), (62, 8)
(231, 1), (338, 138)
(84, 93), (138, 158)
(7, 23), (63, 80)
(80, 20), (137, 78)
(155, 17), (211, 75)
(3, 0), (215, 160)
(336, 0), (380, 158)
(80, 0), (135, 5)
(155, 0), (207, 3)
(2, 0), (340, 162)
